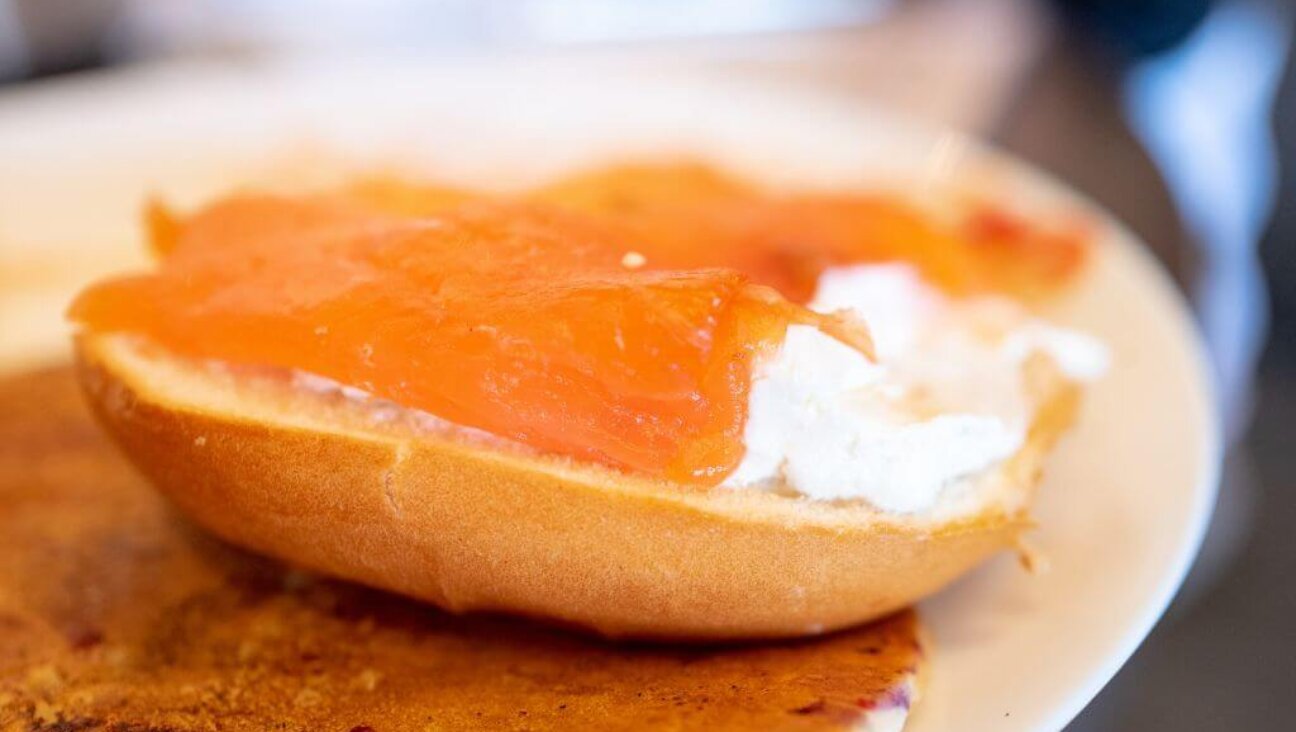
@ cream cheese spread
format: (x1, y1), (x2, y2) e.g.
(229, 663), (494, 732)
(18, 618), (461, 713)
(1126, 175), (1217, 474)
(723, 264), (1107, 513)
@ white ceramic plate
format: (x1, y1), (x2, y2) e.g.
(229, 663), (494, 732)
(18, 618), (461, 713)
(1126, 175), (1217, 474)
(0, 57), (1219, 731)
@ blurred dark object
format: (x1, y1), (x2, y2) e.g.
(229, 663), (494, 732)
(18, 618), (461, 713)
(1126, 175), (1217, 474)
(1266, 47), (1296, 347)
(1057, 0), (1212, 58)
(2, 0), (125, 78)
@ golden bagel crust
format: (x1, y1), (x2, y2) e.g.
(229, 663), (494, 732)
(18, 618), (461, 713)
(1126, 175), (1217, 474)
(75, 333), (1080, 640)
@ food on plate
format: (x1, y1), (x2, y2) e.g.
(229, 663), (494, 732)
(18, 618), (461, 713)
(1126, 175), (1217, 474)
(69, 161), (1106, 639)
(0, 367), (926, 732)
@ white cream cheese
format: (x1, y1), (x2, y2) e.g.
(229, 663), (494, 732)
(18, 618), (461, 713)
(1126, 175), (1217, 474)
(723, 264), (1107, 514)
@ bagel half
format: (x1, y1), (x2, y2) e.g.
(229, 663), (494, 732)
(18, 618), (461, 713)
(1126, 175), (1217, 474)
(75, 332), (1080, 640)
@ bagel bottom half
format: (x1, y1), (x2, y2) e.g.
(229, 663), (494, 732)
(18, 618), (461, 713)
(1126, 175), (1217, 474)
(75, 333), (1080, 640)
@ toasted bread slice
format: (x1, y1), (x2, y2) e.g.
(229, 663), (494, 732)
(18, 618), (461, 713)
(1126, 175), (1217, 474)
(75, 333), (1080, 640)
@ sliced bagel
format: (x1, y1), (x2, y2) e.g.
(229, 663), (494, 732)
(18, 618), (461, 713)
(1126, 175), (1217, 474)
(76, 332), (1080, 640)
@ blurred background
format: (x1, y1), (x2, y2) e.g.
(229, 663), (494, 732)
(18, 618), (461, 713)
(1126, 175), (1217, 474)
(0, 0), (1291, 728)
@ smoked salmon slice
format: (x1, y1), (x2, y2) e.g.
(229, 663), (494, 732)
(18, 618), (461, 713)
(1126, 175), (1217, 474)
(70, 162), (1087, 484)
(70, 194), (865, 483)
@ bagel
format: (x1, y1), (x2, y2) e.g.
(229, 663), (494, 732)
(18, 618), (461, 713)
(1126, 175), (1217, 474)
(68, 164), (1100, 640)
(75, 331), (1080, 640)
